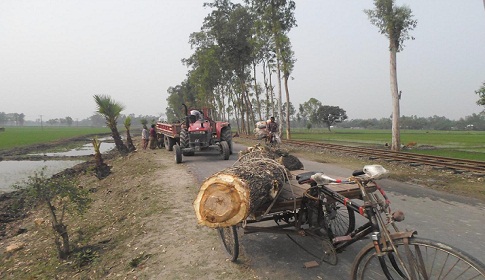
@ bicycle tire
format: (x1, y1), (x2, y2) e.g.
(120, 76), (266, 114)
(217, 226), (239, 262)
(351, 237), (485, 279)
(325, 202), (355, 237)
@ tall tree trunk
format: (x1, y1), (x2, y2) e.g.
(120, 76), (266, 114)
(268, 63), (275, 118)
(390, 47), (401, 151)
(253, 63), (263, 121)
(284, 75), (291, 140)
(276, 56), (283, 135)
(262, 60), (270, 119)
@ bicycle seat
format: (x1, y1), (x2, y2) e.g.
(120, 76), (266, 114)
(296, 171), (317, 184)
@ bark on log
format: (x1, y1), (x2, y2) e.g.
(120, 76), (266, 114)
(194, 159), (288, 228)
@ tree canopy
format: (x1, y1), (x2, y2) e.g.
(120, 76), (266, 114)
(166, 0), (296, 135)
(311, 105), (348, 132)
(476, 81), (485, 106)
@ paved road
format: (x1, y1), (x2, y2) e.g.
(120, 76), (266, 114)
(182, 143), (485, 279)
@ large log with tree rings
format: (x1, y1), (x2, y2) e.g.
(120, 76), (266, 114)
(193, 157), (289, 228)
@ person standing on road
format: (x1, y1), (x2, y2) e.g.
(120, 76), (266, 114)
(141, 125), (149, 150)
(149, 124), (157, 149)
(266, 116), (279, 144)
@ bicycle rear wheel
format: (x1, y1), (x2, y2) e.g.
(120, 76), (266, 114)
(325, 202), (355, 237)
(351, 237), (485, 279)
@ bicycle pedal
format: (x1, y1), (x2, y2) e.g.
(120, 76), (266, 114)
(333, 235), (352, 243)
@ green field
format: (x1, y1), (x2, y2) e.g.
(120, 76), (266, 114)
(0, 126), (111, 150)
(291, 128), (485, 161)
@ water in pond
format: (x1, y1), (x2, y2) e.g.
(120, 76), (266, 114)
(29, 140), (115, 157)
(0, 160), (84, 193)
(1, 140), (116, 193)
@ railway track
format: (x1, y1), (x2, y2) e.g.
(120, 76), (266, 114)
(240, 135), (485, 176)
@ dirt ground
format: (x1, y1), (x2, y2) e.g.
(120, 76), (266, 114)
(0, 137), (258, 279)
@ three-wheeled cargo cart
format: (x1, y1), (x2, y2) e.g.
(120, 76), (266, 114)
(215, 166), (485, 279)
(217, 169), (377, 265)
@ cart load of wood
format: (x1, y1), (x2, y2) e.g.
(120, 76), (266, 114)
(194, 146), (300, 228)
(238, 144), (304, 171)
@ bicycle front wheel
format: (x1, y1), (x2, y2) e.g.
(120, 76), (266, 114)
(217, 226), (239, 262)
(351, 237), (485, 279)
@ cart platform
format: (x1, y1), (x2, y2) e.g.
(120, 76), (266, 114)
(252, 170), (376, 217)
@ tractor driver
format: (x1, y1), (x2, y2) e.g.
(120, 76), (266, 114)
(189, 109), (203, 121)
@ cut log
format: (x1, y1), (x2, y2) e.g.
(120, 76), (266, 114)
(194, 158), (288, 228)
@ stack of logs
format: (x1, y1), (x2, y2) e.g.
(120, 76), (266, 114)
(193, 144), (304, 228)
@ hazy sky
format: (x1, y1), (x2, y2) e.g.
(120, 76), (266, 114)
(1, 0), (484, 122)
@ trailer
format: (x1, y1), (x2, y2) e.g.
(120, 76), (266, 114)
(155, 122), (182, 151)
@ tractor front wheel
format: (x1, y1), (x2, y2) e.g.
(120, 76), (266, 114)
(221, 128), (233, 155)
(180, 129), (189, 148)
(174, 144), (182, 164)
(220, 141), (230, 160)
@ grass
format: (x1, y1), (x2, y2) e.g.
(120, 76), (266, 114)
(0, 126), (111, 150)
(290, 128), (485, 161)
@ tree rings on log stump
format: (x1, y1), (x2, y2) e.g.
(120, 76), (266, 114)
(194, 157), (289, 228)
(194, 174), (250, 228)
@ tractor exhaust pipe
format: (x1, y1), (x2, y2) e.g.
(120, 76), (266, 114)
(182, 103), (189, 128)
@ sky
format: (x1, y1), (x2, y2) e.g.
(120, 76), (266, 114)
(1, 0), (484, 122)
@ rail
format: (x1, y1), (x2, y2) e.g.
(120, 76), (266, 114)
(239, 134), (485, 176)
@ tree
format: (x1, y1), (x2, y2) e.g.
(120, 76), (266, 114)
(365, 0), (417, 151)
(92, 137), (111, 179)
(298, 98), (322, 124)
(65, 116), (73, 126)
(0, 112), (6, 125)
(280, 34), (296, 139)
(124, 116), (136, 152)
(47, 119), (58, 126)
(93, 94), (128, 154)
(476, 81), (485, 106)
(249, 0), (297, 137)
(312, 105), (348, 132)
(202, 1), (255, 133)
(16, 168), (91, 259)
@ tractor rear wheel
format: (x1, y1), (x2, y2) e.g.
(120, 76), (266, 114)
(220, 141), (230, 160)
(157, 135), (165, 148)
(221, 128), (233, 154)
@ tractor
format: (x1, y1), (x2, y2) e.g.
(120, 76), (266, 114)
(174, 104), (233, 164)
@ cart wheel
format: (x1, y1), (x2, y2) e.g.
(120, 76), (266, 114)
(306, 230), (338, 265)
(325, 202), (355, 237)
(174, 144), (182, 164)
(217, 226), (239, 262)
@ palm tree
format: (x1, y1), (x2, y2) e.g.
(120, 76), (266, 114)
(365, 0), (417, 151)
(124, 116), (136, 152)
(93, 94), (128, 154)
(92, 137), (111, 179)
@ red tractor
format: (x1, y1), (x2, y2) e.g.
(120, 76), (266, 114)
(174, 104), (233, 163)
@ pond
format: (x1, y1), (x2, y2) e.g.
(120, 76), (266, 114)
(0, 160), (84, 193)
(0, 140), (116, 193)
(28, 140), (115, 157)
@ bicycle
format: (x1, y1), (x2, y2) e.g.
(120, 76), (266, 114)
(217, 164), (485, 279)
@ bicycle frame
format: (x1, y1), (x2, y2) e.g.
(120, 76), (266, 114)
(316, 177), (414, 279)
